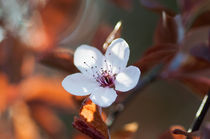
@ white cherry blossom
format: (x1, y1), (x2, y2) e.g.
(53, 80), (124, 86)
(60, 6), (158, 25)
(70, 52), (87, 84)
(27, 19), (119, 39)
(62, 38), (141, 107)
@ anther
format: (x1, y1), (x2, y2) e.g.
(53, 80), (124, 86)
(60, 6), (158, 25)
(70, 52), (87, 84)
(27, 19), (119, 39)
(83, 61), (91, 68)
(91, 56), (97, 61)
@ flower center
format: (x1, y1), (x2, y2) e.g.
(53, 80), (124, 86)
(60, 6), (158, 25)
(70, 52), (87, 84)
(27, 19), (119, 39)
(83, 57), (116, 88)
(96, 71), (115, 88)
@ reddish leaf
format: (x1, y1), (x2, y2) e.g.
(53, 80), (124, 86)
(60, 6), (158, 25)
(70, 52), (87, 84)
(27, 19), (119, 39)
(145, 44), (177, 55)
(191, 11), (210, 28)
(39, 48), (78, 73)
(190, 44), (210, 63)
(140, 0), (175, 16)
(169, 73), (210, 95)
(177, 0), (208, 15)
(177, 0), (210, 27)
(161, 52), (210, 77)
(181, 26), (210, 53)
(73, 98), (110, 139)
(160, 52), (210, 95)
(159, 125), (186, 139)
(134, 44), (177, 74)
(154, 12), (178, 44)
(177, 55), (210, 73)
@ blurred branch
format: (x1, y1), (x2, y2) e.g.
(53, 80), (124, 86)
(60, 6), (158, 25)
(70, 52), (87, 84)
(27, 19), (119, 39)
(38, 48), (78, 73)
(106, 64), (163, 128)
(188, 91), (210, 133)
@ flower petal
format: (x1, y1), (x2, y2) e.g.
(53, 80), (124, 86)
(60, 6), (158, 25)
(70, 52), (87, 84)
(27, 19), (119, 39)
(62, 73), (99, 96)
(74, 45), (104, 76)
(105, 38), (130, 74)
(115, 66), (141, 92)
(90, 87), (117, 107)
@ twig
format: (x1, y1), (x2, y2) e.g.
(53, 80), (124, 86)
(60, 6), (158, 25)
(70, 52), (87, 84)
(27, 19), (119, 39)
(188, 91), (210, 133)
(106, 64), (163, 128)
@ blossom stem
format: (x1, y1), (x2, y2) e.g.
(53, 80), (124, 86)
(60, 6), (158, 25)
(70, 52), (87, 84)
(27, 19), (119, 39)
(106, 64), (163, 128)
(188, 91), (210, 133)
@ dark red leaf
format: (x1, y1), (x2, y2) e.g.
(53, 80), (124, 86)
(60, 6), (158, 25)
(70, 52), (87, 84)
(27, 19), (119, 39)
(191, 11), (210, 28)
(140, 0), (175, 16)
(154, 12), (178, 44)
(143, 44), (177, 56)
(168, 73), (210, 95)
(190, 44), (210, 63)
(134, 44), (177, 74)
(177, 0), (210, 27)
(173, 55), (210, 73)
(177, 0), (208, 15)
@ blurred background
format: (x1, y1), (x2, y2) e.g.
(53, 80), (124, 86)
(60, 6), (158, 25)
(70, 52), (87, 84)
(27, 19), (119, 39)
(0, 0), (208, 138)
